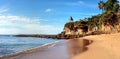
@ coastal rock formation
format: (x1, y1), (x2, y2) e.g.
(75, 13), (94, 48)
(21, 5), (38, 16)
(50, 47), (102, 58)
(64, 17), (89, 35)
(64, 27), (83, 35)
(100, 13), (120, 33)
(63, 0), (120, 35)
(64, 12), (120, 35)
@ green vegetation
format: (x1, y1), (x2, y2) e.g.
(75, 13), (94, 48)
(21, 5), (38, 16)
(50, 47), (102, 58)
(64, 14), (101, 31)
(64, 22), (74, 30)
(64, 0), (120, 33)
(101, 11), (118, 26)
(103, 0), (119, 13)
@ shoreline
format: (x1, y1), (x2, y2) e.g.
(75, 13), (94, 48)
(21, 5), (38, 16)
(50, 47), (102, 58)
(3, 33), (120, 59)
(2, 38), (92, 59)
(1, 40), (62, 59)
(3, 40), (70, 59)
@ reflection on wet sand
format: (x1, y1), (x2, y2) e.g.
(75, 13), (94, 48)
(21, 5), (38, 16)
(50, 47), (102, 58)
(3, 39), (93, 59)
(67, 38), (92, 58)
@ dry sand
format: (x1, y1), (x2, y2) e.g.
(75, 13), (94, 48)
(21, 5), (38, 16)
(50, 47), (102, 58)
(71, 33), (120, 59)
(3, 33), (120, 59)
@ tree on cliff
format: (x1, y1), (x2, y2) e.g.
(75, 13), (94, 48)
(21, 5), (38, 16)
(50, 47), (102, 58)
(69, 16), (74, 22)
(98, 0), (104, 12)
(99, 0), (119, 13)
(98, 0), (119, 25)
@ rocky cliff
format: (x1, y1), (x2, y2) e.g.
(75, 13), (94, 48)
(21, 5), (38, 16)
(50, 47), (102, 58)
(64, 13), (120, 35)
(100, 13), (120, 33)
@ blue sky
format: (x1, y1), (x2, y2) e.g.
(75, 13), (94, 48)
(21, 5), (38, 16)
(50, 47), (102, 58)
(0, 0), (116, 34)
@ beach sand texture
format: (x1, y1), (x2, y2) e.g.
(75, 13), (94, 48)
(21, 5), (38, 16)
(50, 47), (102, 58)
(3, 33), (120, 59)
(71, 33), (120, 59)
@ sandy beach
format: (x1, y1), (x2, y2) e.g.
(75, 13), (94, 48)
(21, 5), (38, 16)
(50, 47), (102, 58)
(71, 33), (120, 59)
(3, 33), (120, 59)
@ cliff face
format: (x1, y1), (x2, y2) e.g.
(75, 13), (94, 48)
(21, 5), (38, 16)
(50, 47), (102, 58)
(101, 13), (120, 33)
(101, 24), (114, 33)
(64, 12), (120, 35)
(64, 27), (83, 35)
(64, 20), (90, 35)
(116, 13), (120, 32)
(64, 27), (72, 35)
(100, 24), (120, 33)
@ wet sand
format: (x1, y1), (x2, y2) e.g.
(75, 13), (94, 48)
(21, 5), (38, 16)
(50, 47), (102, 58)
(3, 39), (90, 59)
(4, 33), (120, 59)
(2, 40), (69, 59)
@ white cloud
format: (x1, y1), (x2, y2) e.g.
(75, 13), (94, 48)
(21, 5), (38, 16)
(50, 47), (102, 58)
(69, 1), (85, 5)
(0, 15), (62, 34)
(0, 28), (21, 34)
(65, 1), (96, 8)
(45, 8), (53, 12)
(0, 7), (8, 13)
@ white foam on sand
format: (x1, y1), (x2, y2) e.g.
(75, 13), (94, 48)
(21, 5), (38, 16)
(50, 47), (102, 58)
(1, 40), (61, 58)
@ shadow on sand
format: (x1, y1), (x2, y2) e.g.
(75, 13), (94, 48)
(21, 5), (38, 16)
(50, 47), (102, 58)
(67, 38), (93, 57)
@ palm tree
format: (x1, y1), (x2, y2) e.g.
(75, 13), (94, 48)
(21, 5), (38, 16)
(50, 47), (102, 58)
(69, 16), (74, 22)
(98, 0), (104, 13)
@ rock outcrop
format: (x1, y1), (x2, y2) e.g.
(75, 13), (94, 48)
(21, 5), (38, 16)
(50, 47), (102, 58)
(100, 13), (120, 33)
(64, 27), (85, 35)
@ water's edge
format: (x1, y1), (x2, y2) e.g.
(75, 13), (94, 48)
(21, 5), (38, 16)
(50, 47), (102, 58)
(0, 40), (61, 58)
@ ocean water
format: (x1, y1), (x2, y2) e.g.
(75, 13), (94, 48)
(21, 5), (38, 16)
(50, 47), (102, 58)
(0, 36), (58, 56)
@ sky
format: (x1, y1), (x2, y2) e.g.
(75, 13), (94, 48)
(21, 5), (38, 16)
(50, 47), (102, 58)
(0, 0), (118, 34)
